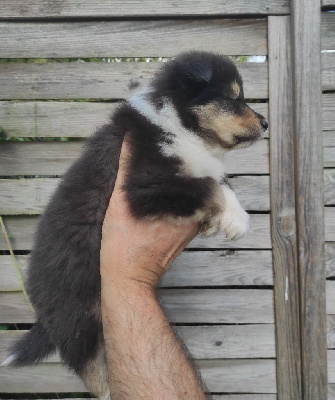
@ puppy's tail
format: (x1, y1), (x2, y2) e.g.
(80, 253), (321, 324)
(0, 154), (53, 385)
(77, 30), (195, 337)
(1, 321), (56, 367)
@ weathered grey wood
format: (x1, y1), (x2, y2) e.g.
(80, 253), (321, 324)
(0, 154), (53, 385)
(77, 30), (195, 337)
(323, 94), (335, 131)
(325, 170), (335, 205)
(327, 316), (335, 349)
(0, 62), (268, 100)
(328, 351), (335, 383)
(0, 140), (270, 176)
(268, 16), (302, 400)
(0, 363), (86, 392)
(0, 101), (270, 138)
(322, 0), (335, 5)
(199, 359), (276, 393)
(0, 0), (290, 17)
(0, 176), (270, 215)
(212, 397), (277, 400)
(0, 289), (275, 324)
(0, 359), (276, 393)
(322, 53), (335, 91)
(324, 131), (335, 147)
(328, 384), (335, 400)
(3, 244), (333, 290)
(326, 244), (335, 278)
(0, 214), (272, 250)
(0, 250), (273, 291)
(0, 20), (267, 58)
(326, 208), (335, 241)
(327, 282), (335, 315)
(292, 1), (328, 398)
(0, 101), (117, 138)
(322, 13), (335, 50)
(0, 325), (276, 361)
(324, 132), (335, 167)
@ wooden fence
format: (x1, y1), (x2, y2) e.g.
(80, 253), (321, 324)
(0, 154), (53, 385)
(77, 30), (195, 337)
(0, 0), (334, 399)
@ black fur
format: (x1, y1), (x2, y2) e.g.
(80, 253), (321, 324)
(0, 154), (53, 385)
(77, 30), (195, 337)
(8, 51), (267, 393)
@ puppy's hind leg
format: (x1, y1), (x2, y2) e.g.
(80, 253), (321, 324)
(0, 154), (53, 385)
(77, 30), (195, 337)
(80, 341), (110, 400)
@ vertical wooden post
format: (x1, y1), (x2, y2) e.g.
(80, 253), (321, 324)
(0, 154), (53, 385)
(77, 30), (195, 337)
(291, 0), (328, 399)
(268, 16), (302, 400)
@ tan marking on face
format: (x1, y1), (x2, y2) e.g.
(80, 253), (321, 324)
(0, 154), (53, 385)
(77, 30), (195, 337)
(193, 102), (262, 149)
(231, 81), (240, 98)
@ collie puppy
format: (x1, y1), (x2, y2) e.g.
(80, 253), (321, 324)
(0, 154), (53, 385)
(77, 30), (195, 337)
(4, 51), (267, 398)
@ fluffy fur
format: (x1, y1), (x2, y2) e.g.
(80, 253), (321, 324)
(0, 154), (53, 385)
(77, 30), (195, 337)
(4, 51), (267, 398)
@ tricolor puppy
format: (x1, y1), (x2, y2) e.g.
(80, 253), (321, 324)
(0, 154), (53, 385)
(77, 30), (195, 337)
(4, 51), (267, 398)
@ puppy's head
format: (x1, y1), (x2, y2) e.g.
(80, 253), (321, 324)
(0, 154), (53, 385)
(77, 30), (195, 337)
(151, 51), (267, 152)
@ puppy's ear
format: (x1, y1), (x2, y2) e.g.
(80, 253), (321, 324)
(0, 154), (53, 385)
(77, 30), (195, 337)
(186, 63), (213, 84)
(178, 63), (213, 96)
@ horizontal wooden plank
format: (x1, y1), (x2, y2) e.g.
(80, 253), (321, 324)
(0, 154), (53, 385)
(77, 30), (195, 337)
(327, 281), (335, 315)
(322, 13), (335, 50)
(0, 62), (268, 100)
(0, 20), (267, 58)
(0, 325), (276, 361)
(200, 359), (276, 393)
(0, 359), (277, 393)
(0, 289), (275, 323)
(0, 0), (290, 17)
(326, 208), (335, 242)
(0, 101), (269, 138)
(323, 94), (335, 131)
(213, 397), (277, 400)
(0, 250), (273, 291)
(325, 132), (335, 168)
(323, 53), (335, 91)
(0, 176), (270, 215)
(323, 1), (335, 6)
(0, 101), (117, 138)
(326, 243), (335, 278)
(0, 397), (278, 400)
(324, 131), (335, 147)
(0, 140), (270, 176)
(0, 214), (272, 250)
(325, 170), (335, 205)
(329, 351), (335, 383)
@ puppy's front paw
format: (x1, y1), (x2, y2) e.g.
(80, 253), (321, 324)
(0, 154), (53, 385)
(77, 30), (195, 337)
(221, 207), (249, 242)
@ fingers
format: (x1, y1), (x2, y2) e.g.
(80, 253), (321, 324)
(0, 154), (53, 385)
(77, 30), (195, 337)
(114, 135), (131, 192)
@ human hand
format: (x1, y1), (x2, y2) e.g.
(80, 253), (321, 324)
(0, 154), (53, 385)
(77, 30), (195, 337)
(100, 137), (199, 290)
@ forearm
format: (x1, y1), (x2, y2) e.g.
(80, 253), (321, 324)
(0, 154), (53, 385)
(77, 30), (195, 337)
(101, 275), (207, 400)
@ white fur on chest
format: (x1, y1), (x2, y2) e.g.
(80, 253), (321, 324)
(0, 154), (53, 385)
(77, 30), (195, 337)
(128, 93), (225, 182)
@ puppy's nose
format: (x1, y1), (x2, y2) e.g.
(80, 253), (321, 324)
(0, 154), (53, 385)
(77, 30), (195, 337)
(260, 119), (268, 131)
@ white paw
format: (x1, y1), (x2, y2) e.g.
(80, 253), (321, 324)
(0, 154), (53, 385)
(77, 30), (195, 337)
(200, 215), (222, 237)
(221, 207), (249, 242)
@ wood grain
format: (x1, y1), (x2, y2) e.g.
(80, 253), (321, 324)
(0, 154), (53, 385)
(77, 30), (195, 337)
(0, 140), (270, 176)
(0, 20), (267, 58)
(0, 214), (272, 250)
(3, 243), (334, 290)
(0, 176), (270, 215)
(322, 0), (335, 6)
(0, 101), (269, 138)
(323, 94), (335, 131)
(0, 359), (276, 393)
(325, 170), (335, 205)
(324, 132), (335, 167)
(268, 16), (302, 400)
(325, 208), (335, 242)
(0, 0), (290, 17)
(322, 53), (335, 91)
(321, 13), (335, 50)
(0, 250), (274, 291)
(292, 1), (328, 398)
(0, 290), (275, 323)
(0, 325), (276, 361)
(0, 62), (268, 100)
